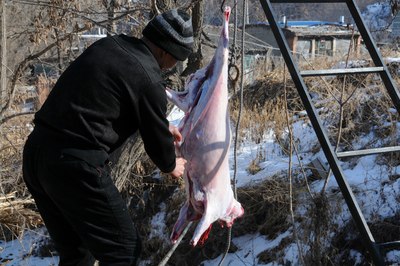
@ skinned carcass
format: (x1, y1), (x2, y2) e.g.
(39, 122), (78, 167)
(166, 6), (244, 247)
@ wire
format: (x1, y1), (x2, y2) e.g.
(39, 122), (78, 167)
(218, 0), (244, 265)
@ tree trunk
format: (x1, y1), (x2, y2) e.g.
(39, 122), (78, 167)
(54, 28), (63, 76)
(1, 0), (7, 107)
(111, 133), (149, 192)
(103, 0), (116, 36)
(182, 0), (204, 77)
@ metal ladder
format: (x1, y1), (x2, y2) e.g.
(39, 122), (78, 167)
(258, 0), (400, 265)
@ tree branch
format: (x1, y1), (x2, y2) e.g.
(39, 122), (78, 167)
(0, 111), (35, 124)
(0, 25), (89, 120)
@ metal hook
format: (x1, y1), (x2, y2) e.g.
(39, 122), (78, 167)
(220, 0), (226, 13)
(221, 0), (238, 14)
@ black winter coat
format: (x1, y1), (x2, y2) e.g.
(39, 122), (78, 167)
(32, 34), (176, 173)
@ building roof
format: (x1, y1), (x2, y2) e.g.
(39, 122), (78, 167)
(247, 21), (359, 38)
(278, 21), (344, 27)
(283, 25), (359, 37)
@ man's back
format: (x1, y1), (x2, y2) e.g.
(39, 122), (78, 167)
(33, 35), (166, 153)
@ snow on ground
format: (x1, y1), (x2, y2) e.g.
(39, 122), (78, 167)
(149, 203), (169, 241)
(202, 231), (291, 266)
(387, 58), (400, 64)
(0, 228), (58, 266)
(361, 2), (392, 32)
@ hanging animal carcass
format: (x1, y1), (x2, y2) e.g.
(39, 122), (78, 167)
(166, 6), (244, 247)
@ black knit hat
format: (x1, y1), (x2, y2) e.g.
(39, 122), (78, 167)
(143, 9), (194, 61)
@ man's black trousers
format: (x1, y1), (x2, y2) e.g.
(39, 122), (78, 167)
(23, 136), (141, 266)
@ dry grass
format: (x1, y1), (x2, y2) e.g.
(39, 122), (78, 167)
(0, 75), (59, 240)
(230, 68), (303, 148)
(0, 192), (42, 241)
(327, 212), (400, 265)
(246, 146), (266, 175)
(317, 74), (399, 154)
(233, 176), (294, 238)
(0, 115), (43, 241)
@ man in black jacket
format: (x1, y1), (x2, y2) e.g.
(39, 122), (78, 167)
(22, 9), (193, 266)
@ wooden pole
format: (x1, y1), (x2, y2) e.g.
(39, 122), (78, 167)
(1, 0), (7, 106)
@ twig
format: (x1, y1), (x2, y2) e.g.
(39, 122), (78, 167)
(158, 222), (192, 266)
(0, 111), (35, 125)
(321, 27), (355, 194)
(283, 66), (306, 266)
(0, 25), (89, 120)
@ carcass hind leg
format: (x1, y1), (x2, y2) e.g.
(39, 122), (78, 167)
(190, 200), (214, 246)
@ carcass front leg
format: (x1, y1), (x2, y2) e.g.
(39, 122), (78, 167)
(170, 201), (190, 243)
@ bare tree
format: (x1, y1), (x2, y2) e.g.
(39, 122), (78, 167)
(0, 0), (6, 108)
(102, 0), (117, 35)
(182, 0), (204, 76)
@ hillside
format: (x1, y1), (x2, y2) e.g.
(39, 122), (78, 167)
(204, 0), (380, 26)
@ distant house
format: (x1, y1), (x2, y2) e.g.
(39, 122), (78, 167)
(77, 27), (107, 52)
(80, 27), (107, 39)
(245, 18), (362, 58)
(202, 18), (363, 83)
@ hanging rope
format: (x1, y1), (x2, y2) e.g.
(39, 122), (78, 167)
(228, 0), (240, 92)
(218, 0), (245, 265)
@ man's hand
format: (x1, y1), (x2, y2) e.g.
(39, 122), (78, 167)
(169, 157), (187, 179)
(168, 125), (186, 178)
(169, 125), (182, 145)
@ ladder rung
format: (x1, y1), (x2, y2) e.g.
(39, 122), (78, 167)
(336, 146), (400, 158)
(270, 0), (346, 3)
(377, 241), (400, 250)
(300, 67), (385, 77)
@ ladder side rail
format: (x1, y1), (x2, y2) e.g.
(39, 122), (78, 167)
(346, 0), (400, 113)
(259, 0), (385, 264)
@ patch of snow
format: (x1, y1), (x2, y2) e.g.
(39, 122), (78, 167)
(283, 243), (301, 264)
(202, 231), (291, 266)
(386, 57), (400, 64)
(149, 203), (168, 241)
(167, 105), (185, 126)
(334, 59), (370, 69)
(0, 228), (58, 266)
(350, 249), (363, 265)
(386, 250), (400, 264)
(362, 2), (392, 32)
